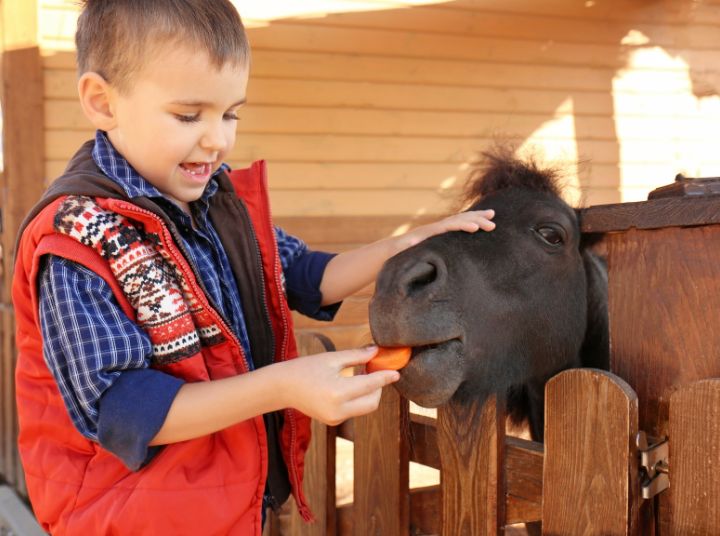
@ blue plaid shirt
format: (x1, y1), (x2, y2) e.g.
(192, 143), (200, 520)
(38, 131), (337, 469)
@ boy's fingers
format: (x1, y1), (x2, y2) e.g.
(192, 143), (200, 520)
(480, 209), (495, 219)
(343, 369), (399, 399)
(477, 219), (496, 231)
(341, 390), (385, 419)
(334, 345), (379, 367)
(465, 210), (495, 231)
(467, 209), (494, 218)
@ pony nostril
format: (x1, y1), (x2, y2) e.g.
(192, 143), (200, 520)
(400, 260), (441, 297)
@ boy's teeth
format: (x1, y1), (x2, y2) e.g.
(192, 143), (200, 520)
(182, 163), (208, 175)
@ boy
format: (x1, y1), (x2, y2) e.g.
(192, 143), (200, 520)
(13, 1), (495, 534)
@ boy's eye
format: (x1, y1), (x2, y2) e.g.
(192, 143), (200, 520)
(175, 113), (200, 123)
(223, 112), (240, 121)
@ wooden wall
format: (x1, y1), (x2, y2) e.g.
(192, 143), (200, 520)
(30, 0), (720, 351)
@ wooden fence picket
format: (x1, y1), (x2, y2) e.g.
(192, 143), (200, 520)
(542, 369), (640, 535)
(352, 385), (409, 535)
(668, 378), (720, 534)
(438, 395), (505, 536)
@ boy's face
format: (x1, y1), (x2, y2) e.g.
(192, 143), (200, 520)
(106, 45), (249, 212)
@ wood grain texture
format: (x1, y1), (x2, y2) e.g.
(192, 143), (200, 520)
(1, 0), (45, 491)
(606, 225), (720, 435)
(600, 215), (720, 534)
(336, 485), (440, 536)
(668, 379), (720, 535)
(352, 386), (409, 536)
(542, 369), (639, 536)
(505, 437), (543, 525)
(438, 395), (505, 536)
(580, 196), (720, 233)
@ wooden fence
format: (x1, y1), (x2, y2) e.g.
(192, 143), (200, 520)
(269, 362), (719, 535)
(269, 191), (720, 535)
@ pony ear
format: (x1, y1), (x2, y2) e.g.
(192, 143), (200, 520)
(578, 249), (609, 370)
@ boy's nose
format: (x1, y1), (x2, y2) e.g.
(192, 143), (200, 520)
(200, 124), (229, 153)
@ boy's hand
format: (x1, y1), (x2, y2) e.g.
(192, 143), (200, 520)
(400, 210), (495, 250)
(277, 346), (399, 426)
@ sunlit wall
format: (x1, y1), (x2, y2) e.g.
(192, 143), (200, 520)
(36, 0), (720, 213)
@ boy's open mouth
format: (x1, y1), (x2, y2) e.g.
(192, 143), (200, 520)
(180, 162), (212, 177)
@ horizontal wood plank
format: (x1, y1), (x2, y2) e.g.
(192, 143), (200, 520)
(504, 437), (543, 525)
(580, 196), (720, 232)
(246, 2), (720, 47)
(44, 61), (709, 118)
(45, 100), (720, 145)
(49, 129), (710, 167)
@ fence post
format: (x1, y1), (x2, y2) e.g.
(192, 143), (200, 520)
(543, 368), (639, 535)
(668, 378), (720, 534)
(0, 0), (45, 495)
(438, 394), (505, 536)
(352, 385), (409, 536)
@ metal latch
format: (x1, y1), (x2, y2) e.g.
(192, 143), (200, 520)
(636, 431), (669, 500)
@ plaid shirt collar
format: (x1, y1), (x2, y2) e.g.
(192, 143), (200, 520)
(91, 130), (227, 204)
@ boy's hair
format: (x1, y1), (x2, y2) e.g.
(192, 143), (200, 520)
(76, 0), (250, 93)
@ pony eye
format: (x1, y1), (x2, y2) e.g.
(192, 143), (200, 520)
(536, 226), (564, 245)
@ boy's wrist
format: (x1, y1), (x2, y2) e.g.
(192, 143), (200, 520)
(264, 361), (293, 411)
(391, 227), (428, 256)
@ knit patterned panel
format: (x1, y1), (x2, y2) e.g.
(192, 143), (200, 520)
(54, 196), (226, 365)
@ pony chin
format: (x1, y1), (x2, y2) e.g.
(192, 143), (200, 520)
(394, 340), (465, 408)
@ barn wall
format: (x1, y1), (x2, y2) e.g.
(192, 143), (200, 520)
(35, 0), (720, 348)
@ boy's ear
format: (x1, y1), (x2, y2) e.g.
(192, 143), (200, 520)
(78, 72), (118, 131)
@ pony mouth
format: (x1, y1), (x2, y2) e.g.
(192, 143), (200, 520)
(409, 338), (462, 361)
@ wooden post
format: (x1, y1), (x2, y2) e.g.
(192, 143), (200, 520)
(0, 0), (45, 493)
(437, 395), (505, 536)
(582, 197), (720, 533)
(668, 379), (720, 534)
(352, 386), (409, 536)
(542, 369), (639, 535)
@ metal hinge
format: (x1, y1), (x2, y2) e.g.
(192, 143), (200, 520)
(636, 431), (669, 500)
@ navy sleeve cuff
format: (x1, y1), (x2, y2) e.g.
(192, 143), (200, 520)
(284, 250), (341, 321)
(97, 369), (184, 471)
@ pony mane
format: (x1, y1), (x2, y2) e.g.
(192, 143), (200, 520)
(461, 147), (564, 208)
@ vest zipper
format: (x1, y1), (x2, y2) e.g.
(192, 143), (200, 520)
(256, 182), (313, 521)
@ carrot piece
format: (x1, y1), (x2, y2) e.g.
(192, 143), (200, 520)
(366, 346), (412, 373)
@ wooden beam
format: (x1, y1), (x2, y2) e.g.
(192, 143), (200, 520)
(504, 436), (543, 525)
(580, 196), (720, 233)
(0, 0), (44, 494)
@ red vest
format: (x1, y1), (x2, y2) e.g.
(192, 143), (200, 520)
(13, 160), (312, 535)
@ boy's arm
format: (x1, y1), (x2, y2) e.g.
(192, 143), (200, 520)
(319, 210), (495, 305)
(41, 256), (399, 460)
(39, 256), (183, 470)
(150, 345), (398, 444)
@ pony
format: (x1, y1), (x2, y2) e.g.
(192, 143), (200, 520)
(369, 149), (608, 440)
